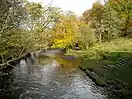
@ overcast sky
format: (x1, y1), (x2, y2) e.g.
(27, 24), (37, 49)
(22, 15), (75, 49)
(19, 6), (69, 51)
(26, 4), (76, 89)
(28, 0), (104, 16)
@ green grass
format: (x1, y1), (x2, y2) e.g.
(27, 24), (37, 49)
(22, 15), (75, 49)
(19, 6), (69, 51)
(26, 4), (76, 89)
(68, 38), (132, 97)
(69, 38), (132, 64)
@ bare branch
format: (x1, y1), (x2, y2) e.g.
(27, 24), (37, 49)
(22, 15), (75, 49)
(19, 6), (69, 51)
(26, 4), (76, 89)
(0, 53), (28, 67)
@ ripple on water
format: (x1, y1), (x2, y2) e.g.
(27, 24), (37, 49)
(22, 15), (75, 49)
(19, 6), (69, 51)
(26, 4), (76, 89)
(7, 55), (111, 99)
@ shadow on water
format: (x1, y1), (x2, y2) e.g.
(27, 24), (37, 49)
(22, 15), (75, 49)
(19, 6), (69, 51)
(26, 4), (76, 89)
(0, 49), (115, 99)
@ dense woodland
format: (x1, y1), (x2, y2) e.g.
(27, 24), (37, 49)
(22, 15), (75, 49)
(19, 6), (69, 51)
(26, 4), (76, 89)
(1, 0), (132, 66)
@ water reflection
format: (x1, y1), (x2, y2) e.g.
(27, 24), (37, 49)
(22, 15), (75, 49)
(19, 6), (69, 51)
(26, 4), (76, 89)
(6, 54), (110, 99)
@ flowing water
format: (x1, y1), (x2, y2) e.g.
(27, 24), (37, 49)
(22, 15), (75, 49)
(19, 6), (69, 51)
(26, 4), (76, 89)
(2, 50), (113, 99)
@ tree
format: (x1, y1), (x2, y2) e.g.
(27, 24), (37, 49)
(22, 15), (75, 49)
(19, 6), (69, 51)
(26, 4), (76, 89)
(24, 3), (62, 49)
(82, 9), (93, 24)
(79, 24), (97, 49)
(0, 0), (26, 35)
(51, 13), (80, 48)
(82, 0), (132, 42)
(100, 4), (124, 40)
(107, 0), (132, 37)
(0, 0), (28, 65)
(82, 1), (104, 42)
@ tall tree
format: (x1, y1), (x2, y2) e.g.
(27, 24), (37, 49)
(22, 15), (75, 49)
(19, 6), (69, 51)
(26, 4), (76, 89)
(0, 0), (28, 65)
(83, 1), (104, 42)
(0, 0), (26, 35)
(51, 13), (80, 48)
(107, 0), (132, 37)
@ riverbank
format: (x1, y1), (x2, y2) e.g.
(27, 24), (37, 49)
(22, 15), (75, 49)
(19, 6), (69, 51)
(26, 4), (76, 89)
(68, 38), (132, 99)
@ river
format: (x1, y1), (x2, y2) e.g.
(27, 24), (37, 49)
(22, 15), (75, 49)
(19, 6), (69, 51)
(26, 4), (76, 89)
(1, 50), (113, 99)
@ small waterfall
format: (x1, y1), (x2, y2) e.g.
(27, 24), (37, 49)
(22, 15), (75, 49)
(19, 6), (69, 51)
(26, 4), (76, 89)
(30, 53), (36, 64)
(20, 59), (28, 74)
(20, 59), (26, 65)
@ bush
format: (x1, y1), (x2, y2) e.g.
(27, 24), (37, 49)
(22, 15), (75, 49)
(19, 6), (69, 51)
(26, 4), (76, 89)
(79, 25), (97, 49)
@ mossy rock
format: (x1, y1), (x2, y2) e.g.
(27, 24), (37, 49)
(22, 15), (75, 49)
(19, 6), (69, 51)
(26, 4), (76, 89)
(86, 70), (106, 87)
(113, 89), (132, 98)
(79, 66), (86, 71)
(87, 68), (94, 72)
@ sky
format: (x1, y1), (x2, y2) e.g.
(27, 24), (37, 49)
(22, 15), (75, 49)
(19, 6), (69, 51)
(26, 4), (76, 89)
(28, 0), (103, 16)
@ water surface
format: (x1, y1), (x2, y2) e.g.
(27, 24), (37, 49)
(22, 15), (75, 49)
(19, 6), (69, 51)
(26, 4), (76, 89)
(4, 53), (111, 99)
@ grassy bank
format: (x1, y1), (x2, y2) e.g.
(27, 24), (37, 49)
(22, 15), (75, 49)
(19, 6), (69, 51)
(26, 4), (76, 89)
(68, 38), (132, 98)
